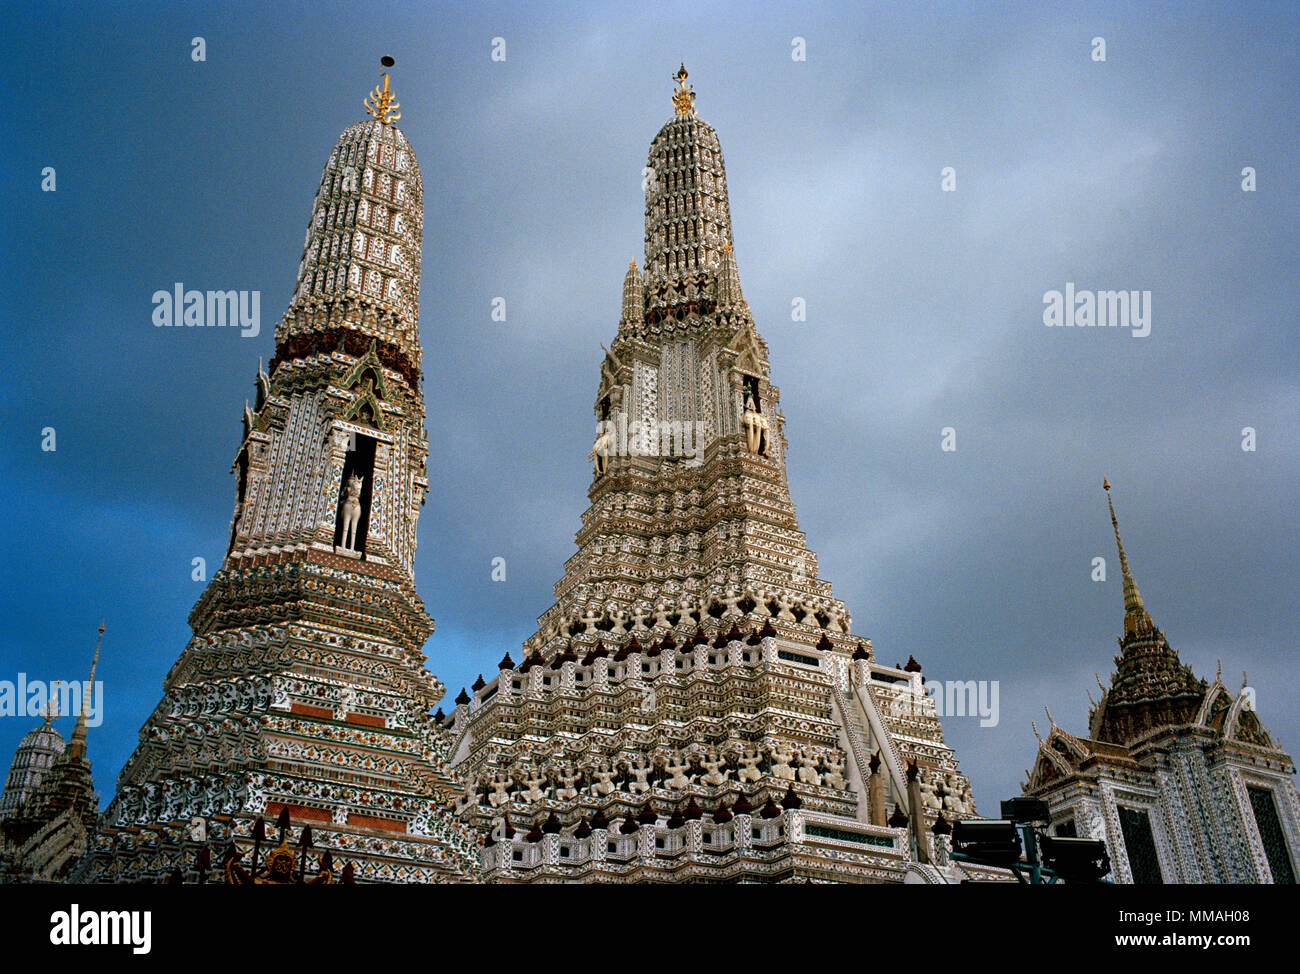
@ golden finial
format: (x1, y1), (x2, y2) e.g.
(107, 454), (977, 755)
(364, 56), (401, 124)
(671, 63), (696, 116)
(629, 260), (637, 271)
(41, 682), (60, 724)
(1102, 477), (1110, 491)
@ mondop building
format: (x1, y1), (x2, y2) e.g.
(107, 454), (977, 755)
(1022, 482), (1298, 884)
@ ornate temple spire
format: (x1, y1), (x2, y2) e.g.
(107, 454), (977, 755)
(715, 241), (744, 310)
(67, 622), (104, 761)
(620, 259), (644, 328)
(277, 55), (424, 381)
(85, 62), (478, 883)
(644, 69), (732, 280)
(1104, 479), (1153, 637)
(1088, 480), (1206, 745)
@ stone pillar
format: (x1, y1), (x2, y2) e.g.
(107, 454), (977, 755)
(590, 826), (609, 867)
(638, 821), (657, 862)
(541, 833), (560, 868)
(868, 766), (887, 827)
(907, 770), (930, 864)
(497, 666), (516, 703)
(852, 656), (871, 691)
(727, 638), (744, 668)
(685, 819), (703, 856)
(734, 812), (753, 855)
(592, 658), (610, 689)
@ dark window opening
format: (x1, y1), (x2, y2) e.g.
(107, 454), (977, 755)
(1249, 786), (1296, 883)
(1118, 806), (1163, 884)
(1055, 818), (1077, 838)
(333, 433), (376, 556)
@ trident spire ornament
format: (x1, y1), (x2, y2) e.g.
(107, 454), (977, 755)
(364, 55), (401, 124)
(671, 63), (696, 116)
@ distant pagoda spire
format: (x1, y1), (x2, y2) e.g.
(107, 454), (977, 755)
(1089, 480), (1206, 745)
(67, 621), (104, 761)
(1104, 478), (1153, 637)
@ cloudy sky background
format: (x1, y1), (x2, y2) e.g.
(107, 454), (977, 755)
(1, 0), (1296, 813)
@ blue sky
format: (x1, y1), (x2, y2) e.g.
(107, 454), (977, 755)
(1, 0), (1296, 813)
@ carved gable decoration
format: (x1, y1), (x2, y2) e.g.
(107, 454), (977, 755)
(342, 341), (390, 401)
(729, 321), (768, 375)
(341, 341), (388, 430)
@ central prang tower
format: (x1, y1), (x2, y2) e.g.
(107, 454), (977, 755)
(448, 68), (982, 883)
(81, 65), (478, 883)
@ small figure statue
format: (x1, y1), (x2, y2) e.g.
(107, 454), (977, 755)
(796, 749), (822, 786)
(741, 391), (769, 455)
(339, 471), (365, 550)
(920, 777), (943, 811)
(488, 771), (514, 808)
(651, 600), (672, 629)
(591, 762), (616, 797)
(701, 750), (729, 787)
(521, 769), (548, 803)
(822, 751), (846, 790)
(628, 757), (652, 795)
(665, 752), (692, 790)
(737, 748), (763, 784)
(942, 772), (973, 815)
(770, 742), (797, 781)
(556, 764), (581, 801)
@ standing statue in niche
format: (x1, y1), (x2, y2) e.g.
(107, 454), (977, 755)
(742, 392), (769, 455)
(589, 424), (614, 476)
(339, 472), (365, 551)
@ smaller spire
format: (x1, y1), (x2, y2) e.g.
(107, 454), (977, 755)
(714, 242), (744, 310)
(671, 63), (696, 116)
(1103, 479), (1153, 637)
(621, 259), (644, 328)
(68, 622), (104, 760)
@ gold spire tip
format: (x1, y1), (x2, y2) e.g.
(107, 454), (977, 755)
(1103, 477), (1111, 491)
(364, 56), (401, 124)
(672, 62), (696, 116)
